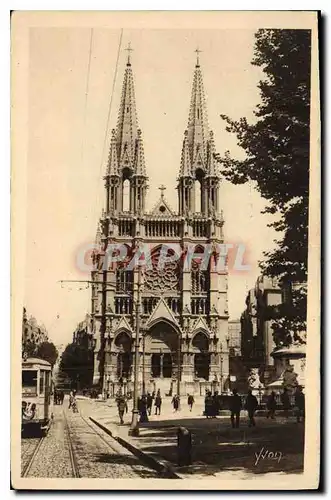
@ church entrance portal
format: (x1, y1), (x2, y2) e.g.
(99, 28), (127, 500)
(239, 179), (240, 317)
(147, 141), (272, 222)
(146, 321), (179, 382)
(151, 353), (172, 378)
(192, 331), (210, 381)
(194, 353), (210, 380)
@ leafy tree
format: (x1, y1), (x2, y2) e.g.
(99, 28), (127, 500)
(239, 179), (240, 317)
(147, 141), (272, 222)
(36, 341), (59, 367)
(216, 29), (311, 346)
(23, 339), (37, 357)
(59, 343), (94, 389)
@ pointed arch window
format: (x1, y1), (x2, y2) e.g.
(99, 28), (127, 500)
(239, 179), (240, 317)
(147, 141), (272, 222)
(122, 167), (132, 212)
(122, 179), (130, 211)
(195, 168), (205, 213)
(195, 180), (201, 213)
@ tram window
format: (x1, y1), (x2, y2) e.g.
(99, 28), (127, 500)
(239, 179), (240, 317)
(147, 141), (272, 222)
(22, 370), (37, 395)
(40, 371), (45, 395)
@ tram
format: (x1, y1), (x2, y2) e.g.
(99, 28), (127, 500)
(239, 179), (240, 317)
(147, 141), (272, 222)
(22, 356), (54, 435)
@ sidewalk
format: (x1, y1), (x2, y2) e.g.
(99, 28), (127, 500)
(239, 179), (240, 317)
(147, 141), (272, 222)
(84, 399), (305, 480)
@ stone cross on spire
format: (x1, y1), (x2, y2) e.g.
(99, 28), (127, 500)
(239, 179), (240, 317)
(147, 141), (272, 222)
(195, 47), (202, 67)
(158, 184), (166, 199)
(125, 42), (133, 65)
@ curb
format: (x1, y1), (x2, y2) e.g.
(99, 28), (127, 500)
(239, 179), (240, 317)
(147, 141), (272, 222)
(89, 417), (180, 479)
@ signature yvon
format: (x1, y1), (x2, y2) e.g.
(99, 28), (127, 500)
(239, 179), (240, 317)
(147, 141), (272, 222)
(254, 447), (283, 466)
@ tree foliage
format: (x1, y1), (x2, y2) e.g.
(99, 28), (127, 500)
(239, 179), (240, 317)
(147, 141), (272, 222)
(36, 341), (59, 367)
(216, 29), (311, 345)
(59, 343), (94, 389)
(23, 339), (37, 358)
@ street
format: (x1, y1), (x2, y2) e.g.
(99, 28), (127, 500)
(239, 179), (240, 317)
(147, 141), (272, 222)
(63, 395), (305, 479)
(21, 395), (305, 480)
(21, 397), (160, 479)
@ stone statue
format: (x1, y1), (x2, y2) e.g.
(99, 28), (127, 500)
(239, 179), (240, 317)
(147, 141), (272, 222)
(282, 365), (298, 394)
(247, 368), (262, 390)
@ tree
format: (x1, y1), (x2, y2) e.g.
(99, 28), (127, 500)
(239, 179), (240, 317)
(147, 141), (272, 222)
(36, 341), (59, 367)
(23, 339), (37, 357)
(59, 343), (94, 389)
(216, 29), (311, 346)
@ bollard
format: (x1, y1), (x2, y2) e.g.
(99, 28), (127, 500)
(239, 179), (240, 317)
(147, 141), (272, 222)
(177, 426), (192, 466)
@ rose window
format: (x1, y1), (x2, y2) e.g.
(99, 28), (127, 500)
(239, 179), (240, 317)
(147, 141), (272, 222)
(144, 251), (179, 292)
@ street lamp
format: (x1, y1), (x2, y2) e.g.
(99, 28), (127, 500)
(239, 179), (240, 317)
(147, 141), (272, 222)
(220, 343), (224, 394)
(129, 266), (142, 437)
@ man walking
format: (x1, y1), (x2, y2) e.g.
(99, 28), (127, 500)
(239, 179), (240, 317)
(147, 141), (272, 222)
(154, 390), (162, 415)
(172, 394), (180, 412)
(230, 389), (242, 428)
(266, 391), (277, 419)
(245, 389), (258, 427)
(204, 391), (213, 418)
(187, 394), (194, 412)
(146, 392), (153, 416)
(68, 390), (74, 409)
(116, 393), (128, 425)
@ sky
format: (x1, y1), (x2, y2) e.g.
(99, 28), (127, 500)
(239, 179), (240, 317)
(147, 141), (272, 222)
(24, 27), (278, 347)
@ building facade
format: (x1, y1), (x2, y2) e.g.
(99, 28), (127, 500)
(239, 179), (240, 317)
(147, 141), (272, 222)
(22, 307), (49, 353)
(228, 319), (241, 357)
(72, 314), (94, 351)
(91, 50), (229, 396)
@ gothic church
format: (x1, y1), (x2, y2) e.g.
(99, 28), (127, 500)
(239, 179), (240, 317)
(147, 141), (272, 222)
(91, 48), (230, 397)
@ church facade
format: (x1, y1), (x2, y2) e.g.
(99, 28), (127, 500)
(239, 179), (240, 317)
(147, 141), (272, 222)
(91, 49), (230, 397)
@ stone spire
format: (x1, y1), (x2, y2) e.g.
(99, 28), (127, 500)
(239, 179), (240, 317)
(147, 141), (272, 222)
(116, 46), (139, 172)
(106, 129), (119, 176)
(177, 52), (220, 216)
(186, 53), (209, 171)
(206, 130), (218, 177)
(179, 130), (192, 177)
(95, 222), (102, 247)
(104, 46), (148, 214)
(134, 129), (146, 177)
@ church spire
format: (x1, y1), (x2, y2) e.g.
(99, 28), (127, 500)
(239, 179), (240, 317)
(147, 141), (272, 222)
(177, 52), (220, 216)
(187, 51), (209, 171)
(116, 44), (139, 171)
(104, 45), (148, 214)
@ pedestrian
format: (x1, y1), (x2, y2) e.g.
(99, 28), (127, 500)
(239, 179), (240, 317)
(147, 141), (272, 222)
(68, 390), (74, 409)
(245, 389), (258, 427)
(294, 386), (305, 423)
(53, 389), (58, 405)
(154, 390), (162, 415)
(280, 388), (291, 418)
(146, 392), (153, 416)
(212, 391), (220, 418)
(116, 393), (128, 425)
(172, 394), (180, 412)
(204, 391), (213, 418)
(139, 395), (149, 423)
(229, 388), (242, 428)
(72, 395), (78, 413)
(266, 391), (277, 419)
(187, 394), (195, 412)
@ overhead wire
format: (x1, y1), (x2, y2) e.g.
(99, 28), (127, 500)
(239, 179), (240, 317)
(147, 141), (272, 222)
(80, 28), (94, 166)
(93, 28), (124, 233)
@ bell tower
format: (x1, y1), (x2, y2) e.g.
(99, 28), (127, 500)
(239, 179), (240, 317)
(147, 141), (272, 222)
(104, 44), (148, 216)
(177, 49), (219, 216)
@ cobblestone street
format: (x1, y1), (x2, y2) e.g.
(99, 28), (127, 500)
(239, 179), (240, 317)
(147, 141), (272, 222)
(21, 399), (160, 479)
